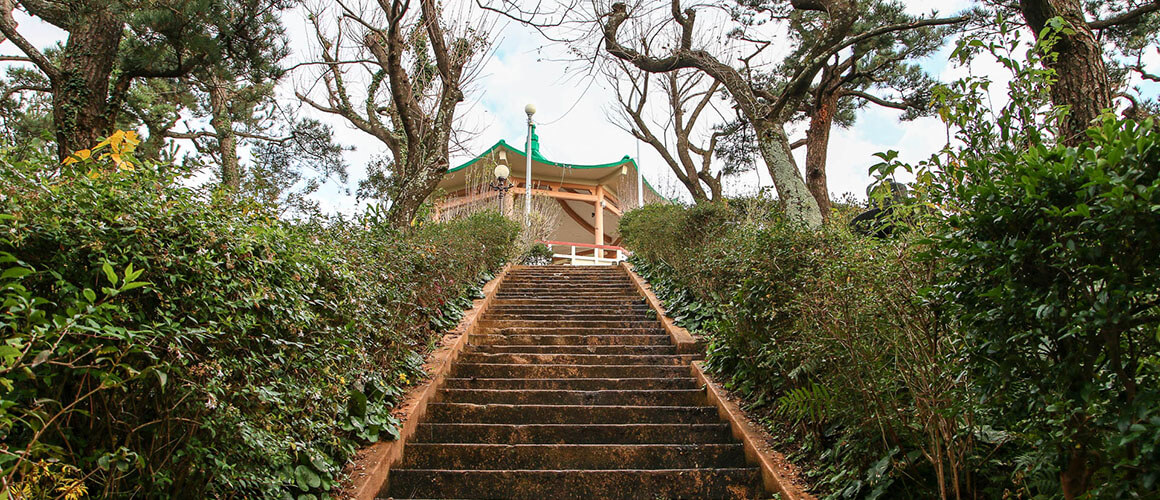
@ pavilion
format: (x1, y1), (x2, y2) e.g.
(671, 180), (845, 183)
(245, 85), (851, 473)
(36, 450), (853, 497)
(433, 127), (667, 263)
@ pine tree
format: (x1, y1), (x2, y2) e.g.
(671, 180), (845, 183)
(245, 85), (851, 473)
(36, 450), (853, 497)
(776, 0), (958, 216)
(0, 0), (294, 160)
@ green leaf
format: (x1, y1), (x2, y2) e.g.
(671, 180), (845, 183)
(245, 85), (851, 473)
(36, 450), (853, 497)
(294, 464), (321, 490)
(0, 345), (21, 367)
(0, 266), (32, 280)
(154, 370), (168, 390)
(83, 288), (97, 303)
(102, 262), (119, 285)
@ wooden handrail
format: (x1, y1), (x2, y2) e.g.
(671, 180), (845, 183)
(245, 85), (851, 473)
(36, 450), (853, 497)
(538, 240), (629, 252)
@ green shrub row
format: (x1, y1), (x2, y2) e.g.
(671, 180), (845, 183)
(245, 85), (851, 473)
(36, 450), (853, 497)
(621, 117), (1160, 498)
(0, 153), (519, 498)
(624, 205), (965, 499)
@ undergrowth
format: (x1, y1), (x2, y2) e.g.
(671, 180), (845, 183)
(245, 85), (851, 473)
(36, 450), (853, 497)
(0, 148), (519, 498)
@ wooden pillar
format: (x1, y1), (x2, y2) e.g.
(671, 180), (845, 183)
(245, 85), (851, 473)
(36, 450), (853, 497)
(502, 189), (514, 217)
(594, 185), (604, 260)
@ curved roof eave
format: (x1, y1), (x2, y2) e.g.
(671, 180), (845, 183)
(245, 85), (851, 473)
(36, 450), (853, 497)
(448, 139), (671, 202)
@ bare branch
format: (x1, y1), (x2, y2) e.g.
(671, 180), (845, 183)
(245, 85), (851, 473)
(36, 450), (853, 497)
(0, 6), (59, 79)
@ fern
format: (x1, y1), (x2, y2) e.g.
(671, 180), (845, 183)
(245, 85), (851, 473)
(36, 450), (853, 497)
(775, 382), (834, 423)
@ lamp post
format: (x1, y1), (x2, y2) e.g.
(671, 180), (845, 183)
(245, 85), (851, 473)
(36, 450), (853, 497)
(491, 151), (511, 214)
(524, 103), (535, 225)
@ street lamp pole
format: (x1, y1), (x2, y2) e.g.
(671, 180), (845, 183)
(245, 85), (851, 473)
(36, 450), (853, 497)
(524, 103), (536, 225)
(491, 150), (511, 214)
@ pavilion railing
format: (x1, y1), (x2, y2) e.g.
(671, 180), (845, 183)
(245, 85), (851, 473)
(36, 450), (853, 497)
(537, 240), (629, 266)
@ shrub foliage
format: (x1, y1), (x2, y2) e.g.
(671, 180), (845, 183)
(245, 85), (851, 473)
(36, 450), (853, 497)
(0, 152), (518, 498)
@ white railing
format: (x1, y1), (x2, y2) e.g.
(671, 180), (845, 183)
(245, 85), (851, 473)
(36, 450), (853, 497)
(539, 240), (628, 266)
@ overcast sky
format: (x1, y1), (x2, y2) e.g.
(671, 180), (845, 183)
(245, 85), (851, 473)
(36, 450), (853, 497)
(4, 0), (1157, 215)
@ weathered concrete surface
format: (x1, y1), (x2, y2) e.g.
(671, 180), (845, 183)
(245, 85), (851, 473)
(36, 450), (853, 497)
(620, 261), (704, 354)
(387, 468), (763, 499)
(695, 361), (816, 500)
(344, 264), (513, 500)
(373, 265), (785, 499)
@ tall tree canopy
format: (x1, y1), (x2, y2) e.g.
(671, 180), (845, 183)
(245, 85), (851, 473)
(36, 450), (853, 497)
(298, 0), (492, 228)
(597, 0), (967, 227)
(774, 0), (959, 216)
(0, 0), (296, 160)
(999, 0), (1160, 144)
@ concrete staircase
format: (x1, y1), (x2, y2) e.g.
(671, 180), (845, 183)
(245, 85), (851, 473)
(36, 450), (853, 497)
(384, 265), (766, 499)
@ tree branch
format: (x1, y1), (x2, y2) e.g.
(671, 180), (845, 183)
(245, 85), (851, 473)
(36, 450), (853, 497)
(0, 9), (58, 79)
(1, 83), (49, 101)
(843, 90), (909, 110)
(770, 13), (969, 119)
(1090, 2), (1160, 30)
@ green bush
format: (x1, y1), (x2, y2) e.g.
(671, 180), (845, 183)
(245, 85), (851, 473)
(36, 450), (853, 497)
(622, 202), (973, 499)
(934, 117), (1160, 497)
(520, 242), (554, 265)
(0, 151), (519, 498)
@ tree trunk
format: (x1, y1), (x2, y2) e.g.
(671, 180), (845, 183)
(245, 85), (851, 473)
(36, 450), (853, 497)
(386, 156), (448, 228)
(207, 75), (240, 190)
(1060, 440), (1091, 499)
(52, 10), (123, 159)
(1019, 0), (1113, 145)
(755, 120), (823, 228)
(804, 90), (838, 219)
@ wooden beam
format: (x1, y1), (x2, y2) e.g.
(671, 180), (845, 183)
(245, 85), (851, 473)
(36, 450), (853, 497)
(596, 165), (628, 186)
(604, 189), (622, 208)
(438, 191), (495, 211)
(556, 199), (616, 244)
(594, 185), (605, 259)
(564, 186), (623, 218)
(511, 186), (597, 203)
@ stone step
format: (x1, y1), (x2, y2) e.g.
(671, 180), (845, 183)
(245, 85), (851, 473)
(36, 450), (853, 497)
(498, 284), (635, 287)
(441, 377), (701, 391)
(399, 443), (748, 470)
(496, 285), (637, 291)
(477, 326), (667, 336)
(452, 363), (689, 379)
(469, 334), (672, 346)
(409, 423), (734, 444)
(467, 344), (677, 355)
(509, 267), (625, 273)
(384, 468), (764, 499)
(495, 292), (641, 299)
(423, 403), (720, 425)
(457, 352), (694, 366)
(491, 298), (647, 306)
(378, 267), (773, 500)
(477, 319), (660, 329)
(438, 388), (706, 406)
(477, 315), (658, 322)
(485, 304), (654, 313)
